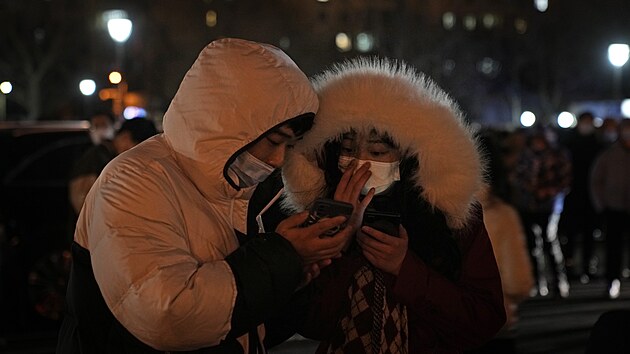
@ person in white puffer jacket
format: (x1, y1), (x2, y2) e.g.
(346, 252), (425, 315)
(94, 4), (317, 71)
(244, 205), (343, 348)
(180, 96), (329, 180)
(56, 38), (367, 354)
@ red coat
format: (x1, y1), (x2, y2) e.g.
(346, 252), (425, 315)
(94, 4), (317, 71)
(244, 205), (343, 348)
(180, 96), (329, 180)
(301, 208), (506, 354)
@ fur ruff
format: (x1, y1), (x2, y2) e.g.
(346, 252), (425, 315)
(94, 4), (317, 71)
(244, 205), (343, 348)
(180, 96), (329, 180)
(281, 58), (486, 229)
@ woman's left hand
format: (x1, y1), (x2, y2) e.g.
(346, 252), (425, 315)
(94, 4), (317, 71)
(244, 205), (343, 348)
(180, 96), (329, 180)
(357, 224), (408, 275)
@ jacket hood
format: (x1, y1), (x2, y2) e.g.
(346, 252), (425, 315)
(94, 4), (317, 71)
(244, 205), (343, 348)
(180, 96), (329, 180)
(282, 57), (485, 229)
(162, 38), (318, 200)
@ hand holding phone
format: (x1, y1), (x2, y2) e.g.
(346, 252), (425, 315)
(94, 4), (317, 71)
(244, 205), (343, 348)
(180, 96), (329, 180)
(302, 198), (354, 236)
(362, 210), (401, 237)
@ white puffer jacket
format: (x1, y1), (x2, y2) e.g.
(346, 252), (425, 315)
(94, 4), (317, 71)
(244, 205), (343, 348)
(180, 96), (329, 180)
(74, 38), (317, 351)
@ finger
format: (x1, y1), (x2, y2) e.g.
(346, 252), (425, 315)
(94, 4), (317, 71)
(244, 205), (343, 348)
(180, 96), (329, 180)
(277, 211), (310, 231)
(308, 215), (348, 235)
(361, 225), (391, 243)
(317, 258), (333, 267)
(399, 225), (409, 240)
(335, 159), (357, 199)
(358, 188), (375, 213)
(348, 168), (371, 200)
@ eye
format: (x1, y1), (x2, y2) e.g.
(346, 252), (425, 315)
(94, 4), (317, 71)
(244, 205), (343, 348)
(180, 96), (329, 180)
(266, 137), (282, 146)
(341, 147), (354, 154)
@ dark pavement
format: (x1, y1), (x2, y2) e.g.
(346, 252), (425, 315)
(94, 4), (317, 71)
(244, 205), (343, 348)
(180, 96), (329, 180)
(1, 279), (628, 353)
(271, 278), (630, 354)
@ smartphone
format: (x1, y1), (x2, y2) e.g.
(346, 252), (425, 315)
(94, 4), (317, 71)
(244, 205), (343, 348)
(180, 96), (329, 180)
(302, 198), (354, 236)
(362, 210), (401, 237)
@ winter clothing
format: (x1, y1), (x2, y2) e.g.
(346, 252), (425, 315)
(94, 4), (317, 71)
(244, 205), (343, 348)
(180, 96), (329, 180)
(590, 142), (630, 214)
(281, 58), (505, 353)
(57, 38), (318, 353)
(480, 191), (534, 333)
(590, 141), (630, 286)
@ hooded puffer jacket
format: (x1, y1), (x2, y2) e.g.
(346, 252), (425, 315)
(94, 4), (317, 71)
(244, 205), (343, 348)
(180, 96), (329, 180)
(59, 38), (318, 353)
(281, 58), (505, 353)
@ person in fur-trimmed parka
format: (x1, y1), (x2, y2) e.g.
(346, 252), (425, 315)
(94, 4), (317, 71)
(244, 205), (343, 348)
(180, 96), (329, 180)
(281, 58), (506, 353)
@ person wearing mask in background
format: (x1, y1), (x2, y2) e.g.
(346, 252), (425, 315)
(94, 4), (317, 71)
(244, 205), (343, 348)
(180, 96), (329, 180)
(57, 38), (369, 353)
(69, 117), (159, 215)
(87, 111), (117, 146)
(281, 58), (505, 353)
(590, 119), (630, 299)
(597, 117), (619, 148)
(558, 112), (603, 284)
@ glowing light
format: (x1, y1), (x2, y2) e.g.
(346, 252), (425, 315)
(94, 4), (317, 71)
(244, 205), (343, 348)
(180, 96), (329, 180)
(463, 15), (476, 31)
(520, 111), (536, 127)
(442, 12), (455, 30)
(109, 71), (122, 84)
(608, 44), (630, 67)
(515, 18), (528, 34)
(335, 33), (352, 52)
(123, 106), (147, 119)
(621, 99), (630, 118)
(79, 79), (96, 96)
(356, 33), (374, 53)
(0, 81), (12, 94)
(107, 18), (133, 43)
(206, 10), (217, 27)
(557, 111), (576, 128)
(535, 0), (548, 12)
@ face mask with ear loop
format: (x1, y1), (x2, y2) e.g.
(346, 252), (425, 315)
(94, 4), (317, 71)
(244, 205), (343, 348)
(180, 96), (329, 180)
(229, 151), (276, 188)
(338, 156), (400, 195)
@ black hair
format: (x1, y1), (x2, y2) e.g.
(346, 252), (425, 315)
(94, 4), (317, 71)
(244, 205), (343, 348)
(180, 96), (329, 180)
(117, 118), (159, 143)
(285, 113), (315, 137)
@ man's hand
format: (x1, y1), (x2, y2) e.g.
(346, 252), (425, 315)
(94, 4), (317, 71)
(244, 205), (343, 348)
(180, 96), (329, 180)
(357, 224), (409, 275)
(297, 259), (332, 290)
(276, 211), (353, 264)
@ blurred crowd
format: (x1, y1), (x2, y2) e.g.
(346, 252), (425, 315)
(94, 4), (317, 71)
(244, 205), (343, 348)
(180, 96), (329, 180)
(479, 112), (630, 302)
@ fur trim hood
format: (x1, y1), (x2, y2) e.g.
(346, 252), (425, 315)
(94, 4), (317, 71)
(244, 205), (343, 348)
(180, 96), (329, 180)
(282, 58), (485, 229)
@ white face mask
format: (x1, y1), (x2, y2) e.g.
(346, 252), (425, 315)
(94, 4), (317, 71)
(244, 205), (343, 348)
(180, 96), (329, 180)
(338, 156), (400, 195)
(89, 126), (115, 145)
(229, 151), (275, 187)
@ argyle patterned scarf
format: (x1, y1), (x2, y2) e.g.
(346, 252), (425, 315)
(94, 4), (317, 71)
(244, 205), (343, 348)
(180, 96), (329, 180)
(325, 264), (408, 354)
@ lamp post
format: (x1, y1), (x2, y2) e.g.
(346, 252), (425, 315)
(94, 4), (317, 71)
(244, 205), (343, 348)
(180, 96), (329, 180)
(0, 81), (12, 121)
(608, 43), (629, 99)
(106, 12), (133, 70)
(104, 10), (132, 120)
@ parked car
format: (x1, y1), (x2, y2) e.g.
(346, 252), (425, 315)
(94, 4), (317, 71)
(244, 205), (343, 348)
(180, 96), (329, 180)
(0, 120), (92, 341)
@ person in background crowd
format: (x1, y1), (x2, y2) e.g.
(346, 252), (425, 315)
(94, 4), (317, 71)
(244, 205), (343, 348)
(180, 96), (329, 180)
(87, 111), (117, 146)
(281, 58), (505, 353)
(597, 117), (619, 147)
(510, 127), (571, 298)
(68, 117), (159, 215)
(590, 119), (630, 299)
(468, 131), (534, 354)
(558, 112), (604, 284)
(57, 38), (367, 353)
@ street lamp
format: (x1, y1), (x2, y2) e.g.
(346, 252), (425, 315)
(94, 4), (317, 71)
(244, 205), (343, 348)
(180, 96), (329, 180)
(608, 43), (629, 99)
(0, 81), (12, 121)
(104, 10), (133, 70)
(103, 10), (132, 120)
